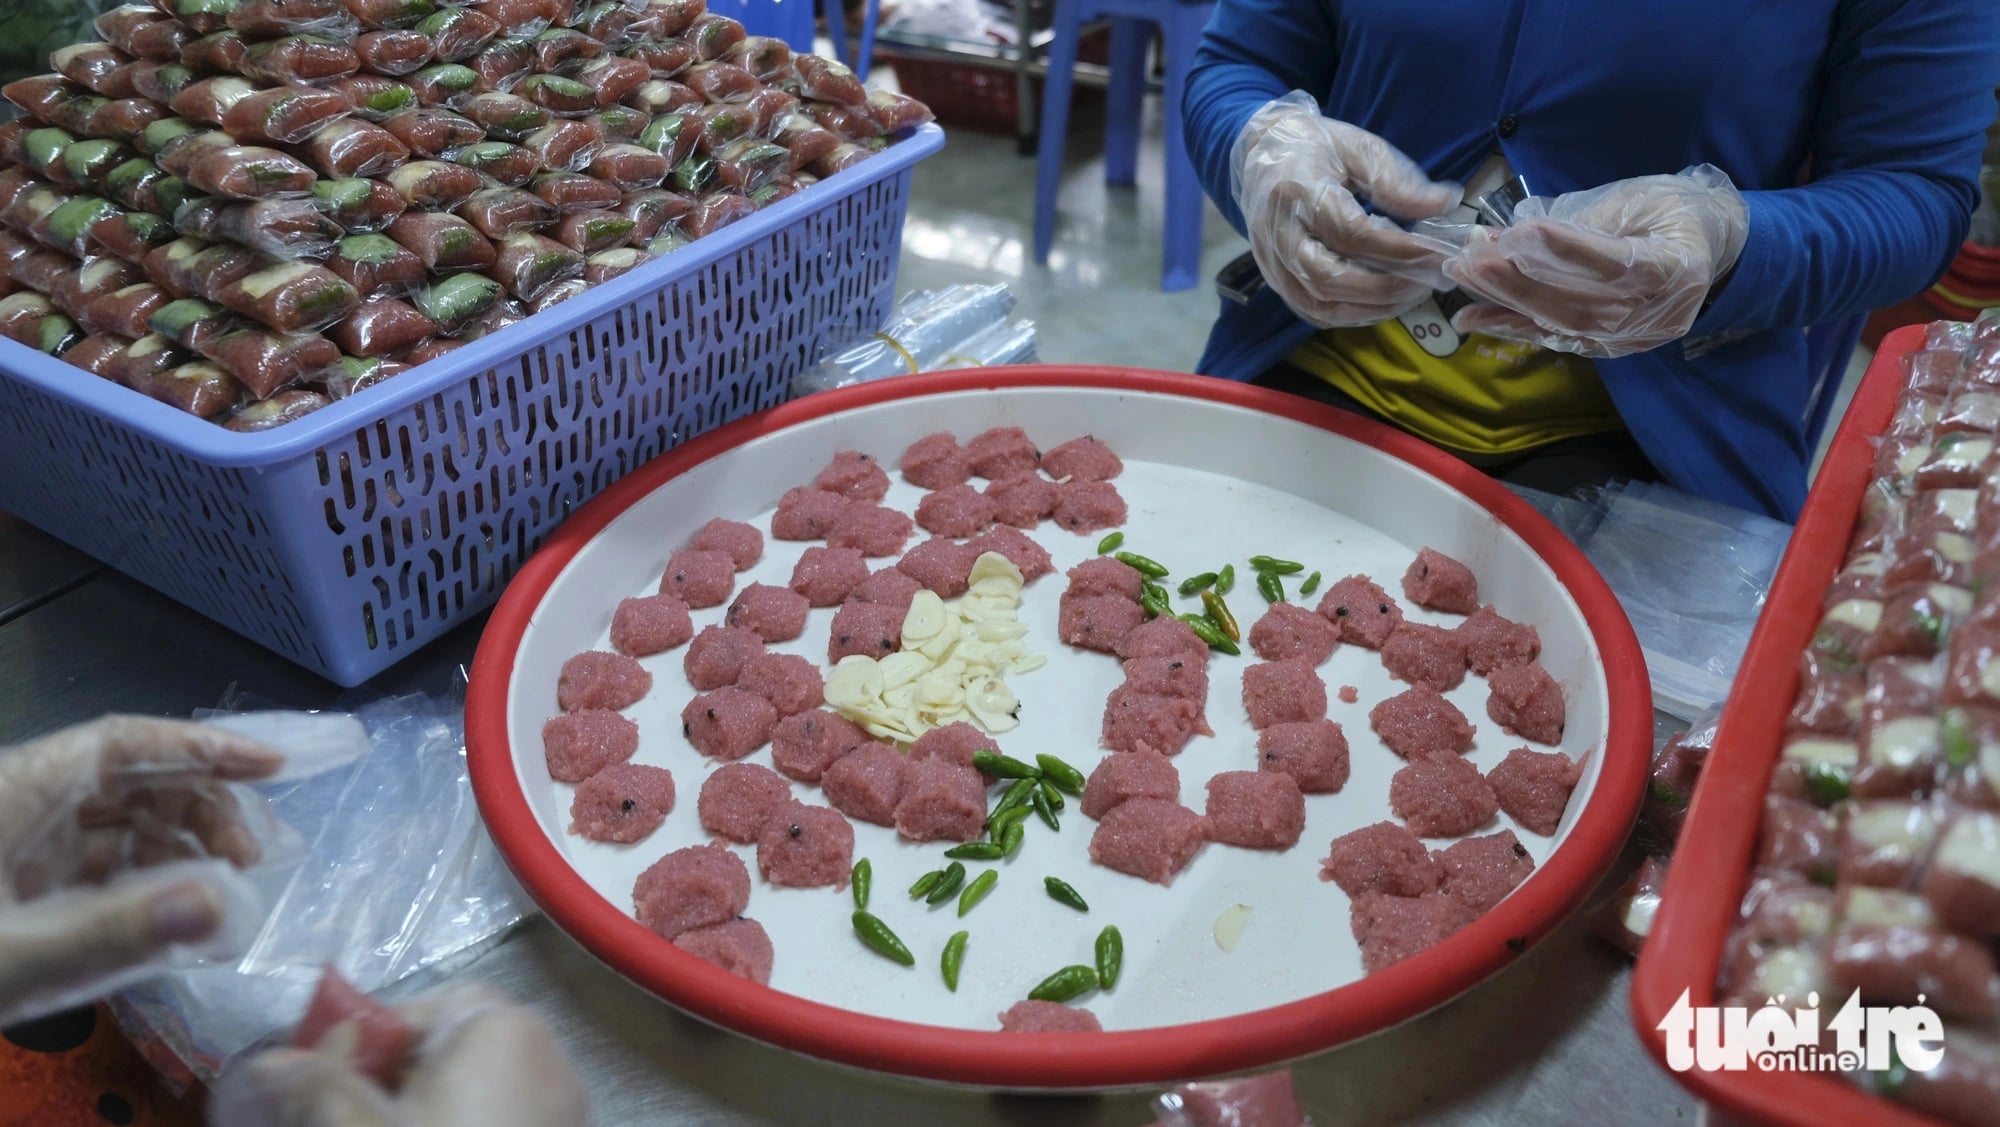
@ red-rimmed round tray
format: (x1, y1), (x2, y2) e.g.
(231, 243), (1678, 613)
(467, 367), (1650, 1089)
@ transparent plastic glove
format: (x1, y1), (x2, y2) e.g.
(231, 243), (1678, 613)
(1443, 165), (1749, 358)
(209, 983), (590, 1127)
(0, 716), (285, 1026)
(1229, 91), (1463, 328)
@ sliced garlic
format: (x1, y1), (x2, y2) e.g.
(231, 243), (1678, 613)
(1214, 904), (1254, 951)
(879, 651), (931, 690)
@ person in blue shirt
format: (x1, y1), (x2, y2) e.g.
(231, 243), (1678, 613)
(1183, 0), (2000, 520)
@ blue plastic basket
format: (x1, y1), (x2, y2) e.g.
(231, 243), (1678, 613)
(0, 125), (944, 686)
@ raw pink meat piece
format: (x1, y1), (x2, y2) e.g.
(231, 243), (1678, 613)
(1082, 749), (1180, 818)
(1825, 918), (1999, 1020)
(1116, 615), (1209, 662)
(1316, 575), (1404, 649)
(1401, 547), (1478, 614)
(1390, 755), (1500, 837)
(1486, 747), (1582, 835)
(1203, 770), (1305, 848)
(1435, 829), (1535, 914)
(1922, 815), (2000, 937)
(1051, 480), (1127, 534)
(1339, 685), (1360, 703)
(724, 582), (810, 642)
(997, 1000), (1101, 1033)
(814, 449), (891, 502)
(789, 545), (870, 606)
(897, 536), (979, 597)
(984, 473), (1059, 528)
(1320, 820), (1441, 896)
(1101, 685), (1208, 756)
(1089, 797), (1206, 884)
(734, 653), (824, 716)
(292, 970), (414, 1089)
(894, 758), (988, 842)
(819, 741), (907, 825)
(632, 842), (749, 939)
(1120, 655), (1208, 701)
(682, 687), (779, 761)
(826, 503), (915, 557)
(659, 548), (737, 608)
(684, 625), (766, 690)
(1370, 685), (1475, 760)
(673, 918), (773, 984)
(769, 708), (870, 782)
(1169, 1072), (1306, 1127)
(828, 599), (904, 661)
(899, 431), (971, 490)
(542, 710), (640, 782)
(1349, 890), (1470, 974)
(697, 762), (793, 842)
(1457, 605), (1541, 675)
(1488, 662), (1565, 744)
(689, 517), (763, 570)
(915, 483), (995, 538)
(568, 763), (674, 843)
(851, 566), (922, 610)
(908, 721), (995, 770)
(610, 593), (695, 657)
(968, 525), (1054, 580)
(1040, 435), (1122, 482)
(1248, 603), (1341, 665)
(1756, 794), (1838, 879)
(756, 801), (855, 888)
(1065, 556), (1143, 600)
(1241, 660), (1328, 729)
(1256, 719), (1350, 793)
(1060, 593), (1147, 654)
(557, 651), (653, 711)
(772, 486), (852, 540)
(966, 426), (1040, 479)
(1381, 622), (1470, 692)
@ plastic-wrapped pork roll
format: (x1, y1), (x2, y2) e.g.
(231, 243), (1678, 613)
(226, 0), (360, 40)
(65, 333), (136, 377)
(743, 87), (797, 137)
(10, 249), (79, 296)
(684, 13), (745, 62)
(792, 55), (865, 106)
(321, 354), (406, 398)
(353, 30), (434, 75)
(85, 99), (173, 143)
(452, 141), (541, 187)
(310, 178), (407, 234)
(680, 192), (750, 238)
(384, 159), (483, 210)
(522, 119), (603, 172)
(103, 157), (193, 214)
(384, 211), (496, 273)
(623, 79), (701, 116)
(489, 231), (583, 302)
(582, 245), (650, 283)
(213, 261), (361, 332)
(180, 243), (278, 302)
(112, 331), (189, 389)
(550, 209), (633, 253)
(711, 138), (785, 194)
(720, 36), (790, 82)
(623, 38), (694, 78)
(89, 210), (178, 262)
(418, 7), (504, 61)
(198, 327), (342, 397)
(59, 139), (136, 192)
(162, 0), (247, 35)
(222, 88), (355, 146)
(615, 188), (690, 242)
(636, 0), (704, 38)
(240, 35), (362, 84)
(864, 89), (935, 134)
(587, 143), (669, 192)
(146, 296), (237, 351)
(182, 144), (319, 199)
(804, 103), (882, 143)
(168, 75), (259, 125)
(636, 112), (696, 165)
(141, 235), (207, 295)
(408, 62), (482, 107)
(1, 74), (77, 121)
(527, 275), (585, 311)
(456, 186), (558, 238)
(341, 0), (437, 32)
(572, 0), (639, 47)
(529, 170), (620, 212)
(409, 271), (501, 334)
(530, 27), (600, 72)
(587, 105), (649, 142)
(0, 121), (31, 168)
(379, 108), (484, 159)
(330, 75), (419, 120)
(300, 116), (414, 176)
(690, 101), (756, 155)
(225, 387), (332, 431)
(771, 113), (838, 172)
(180, 31), (252, 75)
(177, 197), (344, 260)
(520, 73), (596, 115)
(466, 37), (535, 92)
(0, 291), (83, 355)
(49, 256), (145, 319)
(561, 56), (651, 108)
(324, 232), (427, 296)
(81, 282), (172, 338)
(460, 92), (551, 141)
(42, 197), (127, 258)
(807, 141), (876, 178)
(679, 61), (756, 104)
(131, 62), (198, 105)
(328, 295), (436, 356)
(54, 43), (141, 98)
(149, 361), (247, 418)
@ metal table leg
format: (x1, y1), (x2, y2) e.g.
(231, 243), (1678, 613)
(1015, 0), (1036, 155)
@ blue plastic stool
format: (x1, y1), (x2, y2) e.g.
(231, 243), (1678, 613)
(820, 0), (881, 83)
(1032, 0), (1215, 291)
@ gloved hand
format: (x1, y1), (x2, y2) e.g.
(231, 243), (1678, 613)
(1442, 164), (1749, 358)
(209, 983), (590, 1127)
(1231, 91), (1463, 327)
(0, 716), (284, 1026)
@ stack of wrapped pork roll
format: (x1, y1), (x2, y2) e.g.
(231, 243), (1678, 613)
(0, 0), (933, 432)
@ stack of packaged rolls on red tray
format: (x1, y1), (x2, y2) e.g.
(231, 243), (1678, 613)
(0, 0), (933, 431)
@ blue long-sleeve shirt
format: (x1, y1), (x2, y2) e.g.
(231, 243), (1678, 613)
(1184, 0), (2000, 519)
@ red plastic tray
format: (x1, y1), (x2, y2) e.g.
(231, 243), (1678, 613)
(1631, 324), (1936, 1124)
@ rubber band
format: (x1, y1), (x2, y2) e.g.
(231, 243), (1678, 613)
(942, 355), (983, 368)
(873, 332), (919, 375)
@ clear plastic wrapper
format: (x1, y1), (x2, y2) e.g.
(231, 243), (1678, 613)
(418, 6), (503, 60)
(384, 158), (483, 209)
(213, 261), (361, 331)
(410, 270), (501, 332)
(711, 137), (785, 194)
(587, 104), (647, 141)
(142, 235), (210, 295)
(616, 187), (688, 242)
(551, 208), (633, 252)
(21, 127), (80, 185)
(863, 88), (934, 134)
(310, 177), (408, 234)
(520, 71), (597, 114)
(167, 75), (259, 125)
(0, 291), (83, 354)
(531, 26), (601, 71)
(328, 294), (435, 355)
(114, 331), (192, 389)
(640, 228), (686, 255)
(623, 78), (700, 115)
(223, 387), (332, 430)
(796, 283), (1015, 393)
(684, 12), (744, 61)
(128, 18), (198, 63)
(489, 231), (583, 301)
(1934, 320), (1980, 351)
(163, 0), (248, 34)
(666, 151), (715, 194)
(221, 87), (355, 146)
(49, 256), (144, 319)
(228, 0), (361, 39)
(679, 60), (756, 103)
(43, 197), (127, 258)
(1152, 1072), (1311, 1127)
(637, 0), (703, 38)
(408, 61), (482, 106)
(324, 232), (427, 296)
(720, 35), (790, 82)
(1940, 388), (2000, 436)
(586, 141), (668, 190)
(1789, 647), (1866, 738)
(49, 93), (118, 137)
(183, 144), (319, 199)
(1, 73), (76, 119)
(65, 332), (136, 377)
(197, 327), (341, 397)
(0, 120), (29, 168)
(150, 359), (247, 416)
(63, 139), (140, 192)
(82, 281), (173, 339)
(743, 86), (797, 136)
(636, 111), (696, 163)
(138, 115), (204, 158)
(926, 316), (1036, 367)
(807, 140), (876, 177)
(467, 36), (535, 92)
(1889, 389), (1944, 438)
(1915, 433), (1994, 491)
(379, 107), (483, 158)
(1591, 856), (1671, 957)
(353, 29), (435, 75)
(177, 197), (344, 260)
(529, 169), (619, 211)
(453, 292), (523, 339)
(805, 103), (883, 142)
(460, 91), (550, 140)
(320, 354), (406, 397)
(1, 185), (76, 246)
(99, 5), (180, 55)
(10, 248), (79, 295)
(583, 244), (649, 281)
(570, 0), (637, 46)
(131, 62), (199, 105)
(240, 34), (362, 84)
(690, 101), (756, 154)
(340, 0), (437, 31)
(456, 185), (557, 237)
(147, 296), (238, 351)
(385, 210), (496, 272)
(0, 169), (33, 214)
(452, 140), (540, 186)
(623, 37), (694, 77)
(791, 54), (865, 106)
(522, 118), (603, 171)
(1863, 583), (1972, 661)
(470, 0), (560, 35)
(85, 99), (172, 144)
(180, 31), (251, 75)
(526, 274), (584, 310)
(329, 74), (419, 120)
(1910, 348), (1964, 394)
(0, 231), (31, 274)
(54, 43), (141, 98)
(391, 335), (463, 363)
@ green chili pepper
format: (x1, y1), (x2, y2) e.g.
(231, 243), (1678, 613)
(992, 777), (1037, 818)
(1300, 571), (1322, 596)
(852, 910), (915, 966)
(1096, 531), (1124, 554)
(1179, 614), (1242, 655)
(926, 861), (966, 904)
(1804, 761), (1852, 805)
(973, 750), (1041, 779)
(1044, 876), (1088, 912)
(1201, 590), (1240, 642)
(1115, 551), (1169, 578)
(1257, 570), (1285, 604)
(1913, 609), (1946, 647)
(946, 841), (1005, 860)
(1035, 754), (1085, 795)
(1031, 785), (1060, 831)
(1944, 707), (1977, 768)
(1249, 555), (1305, 574)
(999, 819), (1026, 857)
(1027, 964), (1098, 1003)
(1178, 571), (1218, 596)
(909, 869), (944, 899)
(958, 870), (998, 916)
(851, 858), (871, 910)
(1139, 584), (1169, 621)
(987, 803), (1032, 839)
(1095, 926), (1123, 990)
(1037, 777), (1065, 812)
(941, 930), (968, 991)
(1216, 564), (1236, 595)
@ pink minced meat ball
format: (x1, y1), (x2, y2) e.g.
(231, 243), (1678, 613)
(1101, 685), (1209, 756)
(1116, 615), (1209, 662)
(1051, 480), (1128, 535)
(632, 842), (749, 940)
(1488, 662), (1566, 744)
(569, 763), (675, 844)
(659, 548), (737, 608)
(1203, 770), (1306, 849)
(542, 710), (640, 782)
(998, 1000), (1101, 1033)
(1370, 685), (1475, 760)
(984, 473), (1060, 528)
(969, 525), (1054, 580)
(733, 653), (824, 717)
(1338, 685), (1360, 704)
(1241, 660), (1328, 729)
(1060, 593), (1147, 654)
(673, 918), (774, 984)
(1256, 719), (1350, 793)
(898, 536), (980, 597)
(851, 566), (922, 610)
(1401, 546), (1479, 614)
(909, 721), (995, 770)
(689, 517), (763, 571)
(772, 486), (852, 540)
(1436, 829), (1536, 914)
(1065, 556), (1143, 600)
(916, 483), (996, 538)
(966, 426), (1040, 479)
(1315, 575), (1404, 649)
(789, 545), (871, 607)
(1040, 435), (1123, 482)
(1082, 749), (1181, 819)
(684, 624), (766, 690)
(1249, 603), (1341, 665)
(697, 762), (793, 843)
(1390, 755), (1500, 837)
(1381, 622), (1470, 692)
(814, 449), (891, 502)
(826, 503), (915, 557)
(828, 599), (904, 662)
(894, 758), (989, 842)
(769, 708), (870, 782)
(682, 687), (780, 761)
(557, 651), (653, 712)
(1487, 747), (1583, 835)
(1121, 655), (1209, 702)
(1349, 890), (1469, 974)
(820, 741), (907, 825)
(725, 582), (811, 643)
(900, 431), (971, 490)
(757, 801), (855, 888)
(1089, 797), (1206, 884)
(1458, 605), (1542, 676)
(611, 593), (695, 657)
(1320, 820), (1442, 897)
